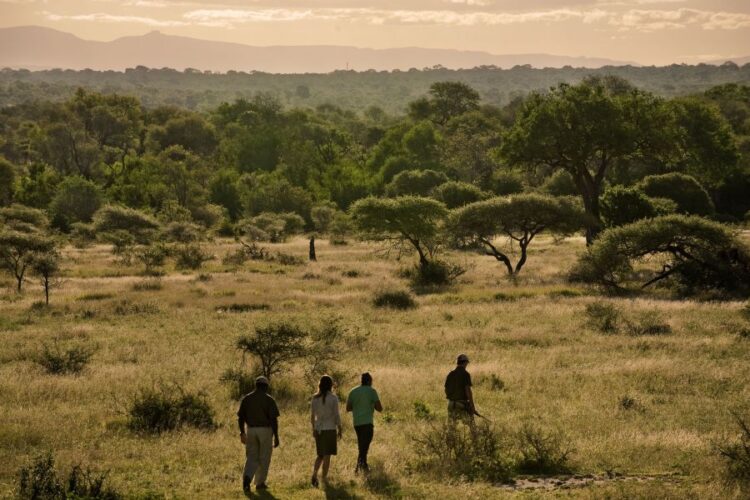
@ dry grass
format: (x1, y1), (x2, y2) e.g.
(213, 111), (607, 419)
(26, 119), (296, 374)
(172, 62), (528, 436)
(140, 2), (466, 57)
(1, 235), (749, 498)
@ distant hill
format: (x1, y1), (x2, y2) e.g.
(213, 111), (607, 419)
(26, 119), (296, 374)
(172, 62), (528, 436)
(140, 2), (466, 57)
(0, 25), (636, 72)
(710, 56), (750, 66)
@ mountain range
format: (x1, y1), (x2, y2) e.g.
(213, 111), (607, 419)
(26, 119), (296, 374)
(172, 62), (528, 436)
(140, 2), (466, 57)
(0, 25), (641, 73)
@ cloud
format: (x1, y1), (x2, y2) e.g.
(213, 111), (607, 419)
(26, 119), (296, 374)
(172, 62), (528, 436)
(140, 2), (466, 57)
(612, 8), (750, 31)
(182, 7), (611, 27)
(43, 11), (188, 27)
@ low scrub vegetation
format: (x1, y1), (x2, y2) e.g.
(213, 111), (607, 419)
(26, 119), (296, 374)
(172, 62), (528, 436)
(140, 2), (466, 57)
(717, 412), (750, 495)
(37, 341), (95, 375)
(412, 420), (513, 483)
(373, 289), (417, 310)
(516, 423), (574, 475)
(18, 453), (121, 500)
(127, 384), (216, 434)
(584, 302), (671, 336)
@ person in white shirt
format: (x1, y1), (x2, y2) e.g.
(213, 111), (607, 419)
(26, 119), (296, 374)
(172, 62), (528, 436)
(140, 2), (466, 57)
(310, 374), (342, 487)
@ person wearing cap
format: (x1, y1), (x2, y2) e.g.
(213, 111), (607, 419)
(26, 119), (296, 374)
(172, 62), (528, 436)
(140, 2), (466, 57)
(444, 354), (476, 420)
(346, 372), (383, 473)
(237, 375), (280, 493)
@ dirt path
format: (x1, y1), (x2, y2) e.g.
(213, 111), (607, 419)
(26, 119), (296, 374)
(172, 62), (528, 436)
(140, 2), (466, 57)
(496, 472), (683, 492)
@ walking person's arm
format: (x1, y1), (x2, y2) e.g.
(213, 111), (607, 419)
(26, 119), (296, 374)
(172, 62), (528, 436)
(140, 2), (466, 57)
(237, 402), (246, 444)
(375, 400), (383, 412)
(310, 400), (317, 438)
(335, 398), (343, 439)
(271, 416), (280, 448)
(465, 385), (476, 414)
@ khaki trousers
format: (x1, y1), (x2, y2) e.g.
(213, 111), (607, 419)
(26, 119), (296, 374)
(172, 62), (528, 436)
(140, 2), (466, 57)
(243, 427), (274, 485)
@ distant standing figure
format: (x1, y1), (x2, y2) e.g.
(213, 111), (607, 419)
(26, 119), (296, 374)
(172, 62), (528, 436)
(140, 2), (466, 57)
(445, 354), (476, 420)
(346, 372), (383, 473)
(237, 376), (280, 493)
(310, 375), (342, 487)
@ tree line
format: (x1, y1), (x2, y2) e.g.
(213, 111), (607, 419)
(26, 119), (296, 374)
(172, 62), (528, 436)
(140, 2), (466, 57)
(1, 77), (749, 298)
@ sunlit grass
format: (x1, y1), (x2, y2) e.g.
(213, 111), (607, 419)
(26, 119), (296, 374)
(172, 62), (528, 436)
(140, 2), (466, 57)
(1, 235), (748, 498)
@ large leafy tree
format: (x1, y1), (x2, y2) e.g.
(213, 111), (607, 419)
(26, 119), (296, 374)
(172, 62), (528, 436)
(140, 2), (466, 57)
(501, 77), (671, 244)
(447, 194), (585, 275)
(0, 230), (55, 292)
(349, 196), (447, 268)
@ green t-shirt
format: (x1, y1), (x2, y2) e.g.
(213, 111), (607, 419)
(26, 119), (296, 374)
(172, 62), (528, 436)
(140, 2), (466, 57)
(347, 385), (380, 427)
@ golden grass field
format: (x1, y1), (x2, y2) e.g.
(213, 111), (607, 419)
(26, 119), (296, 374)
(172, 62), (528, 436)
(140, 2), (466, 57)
(1, 234), (749, 499)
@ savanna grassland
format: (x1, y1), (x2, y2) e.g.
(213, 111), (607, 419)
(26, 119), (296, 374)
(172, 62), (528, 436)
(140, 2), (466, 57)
(2, 233), (749, 499)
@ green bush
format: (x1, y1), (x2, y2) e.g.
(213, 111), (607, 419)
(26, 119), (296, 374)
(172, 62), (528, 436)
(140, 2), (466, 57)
(412, 420), (513, 483)
(570, 215), (750, 296)
(127, 385), (216, 434)
(174, 244), (212, 270)
(134, 244), (169, 274)
(516, 423), (573, 475)
(373, 290), (417, 310)
(489, 170), (525, 196)
(639, 173), (714, 216)
(624, 310), (672, 336)
(584, 302), (622, 334)
(385, 169), (448, 197)
(413, 401), (434, 420)
(430, 181), (488, 209)
(600, 185), (659, 228)
(162, 221), (203, 243)
(405, 260), (466, 288)
(717, 412), (750, 495)
(37, 342), (95, 375)
(542, 170), (578, 196)
(17, 453), (121, 500)
(49, 176), (102, 230)
(219, 368), (257, 401)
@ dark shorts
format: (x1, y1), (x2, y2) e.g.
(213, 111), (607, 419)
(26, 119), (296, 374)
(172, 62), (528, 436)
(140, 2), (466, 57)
(315, 429), (337, 457)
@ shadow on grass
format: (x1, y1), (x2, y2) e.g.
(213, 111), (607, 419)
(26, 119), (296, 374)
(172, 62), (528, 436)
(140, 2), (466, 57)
(247, 488), (280, 500)
(363, 462), (402, 498)
(324, 480), (362, 500)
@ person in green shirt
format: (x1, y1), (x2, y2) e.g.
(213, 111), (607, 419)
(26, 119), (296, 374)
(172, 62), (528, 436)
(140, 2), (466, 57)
(346, 372), (383, 473)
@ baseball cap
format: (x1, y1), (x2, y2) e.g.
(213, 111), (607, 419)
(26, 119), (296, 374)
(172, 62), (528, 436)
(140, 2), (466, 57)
(255, 376), (269, 386)
(456, 354), (470, 364)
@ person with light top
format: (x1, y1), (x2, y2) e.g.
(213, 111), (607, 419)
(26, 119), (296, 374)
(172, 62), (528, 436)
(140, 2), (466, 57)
(346, 372), (383, 474)
(310, 374), (342, 487)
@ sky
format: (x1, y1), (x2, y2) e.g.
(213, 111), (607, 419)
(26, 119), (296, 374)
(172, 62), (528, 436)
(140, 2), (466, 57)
(1, 0), (749, 65)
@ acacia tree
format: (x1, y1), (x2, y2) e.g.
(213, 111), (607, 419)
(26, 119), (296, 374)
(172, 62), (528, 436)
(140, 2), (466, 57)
(570, 215), (750, 295)
(447, 194), (585, 275)
(349, 196), (448, 269)
(501, 78), (671, 244)
(0, 230), (55, 292)
(31, 251), (62, 305)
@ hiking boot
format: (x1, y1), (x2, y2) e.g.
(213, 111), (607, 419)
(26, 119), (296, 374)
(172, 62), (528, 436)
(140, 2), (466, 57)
(256, 483), (268, 490)
(242, 476), (251, 493)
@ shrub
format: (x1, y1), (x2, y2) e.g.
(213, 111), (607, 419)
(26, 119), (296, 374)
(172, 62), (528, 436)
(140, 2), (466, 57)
(215, 303), (270, 313)
(37, 342), (95, 375)
(431, 181), (488, 209)
(404, 260), (466, 288)
(385, 169), (448, 197)
(174, 244), (212, 270)
(162, 221), (203, 243)
(516, 423), (573, 475)
(570, 215), (750, 296)
(128, 385), (216, 434)
(584, 302), (622, 334)
(18, 453), (121, 500)
(236, 322), (307, 380)
(717, 412), (750, 495)
(49, 176), (102, 230)
(132, 278), (163, 291)
(542, 170), (578, 196)
(618, 395), (644, 412)
(373, 289), (417, 310)
(412, 420), (513, 483)
(639, 173), (714, 216)
(223, 241), (270, 265)
(273, 252), (304, 266)
(600, 185), (658, 228)
(219, 368), (257, 401)
(311, 204), (337, 233)
(93, 205), (160, 244)
(243, 212), (304, 243)
(489, 170), (525, 196)
(624, 310), (672, 336)
(70, 222), (97, 247)
(413, 401), (434, 420)
(134, 244), (169, 274)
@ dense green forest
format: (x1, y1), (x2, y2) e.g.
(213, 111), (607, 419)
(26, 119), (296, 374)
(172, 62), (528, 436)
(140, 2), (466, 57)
(1, 76), (749, 253)
(2, 64), (750, 112)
